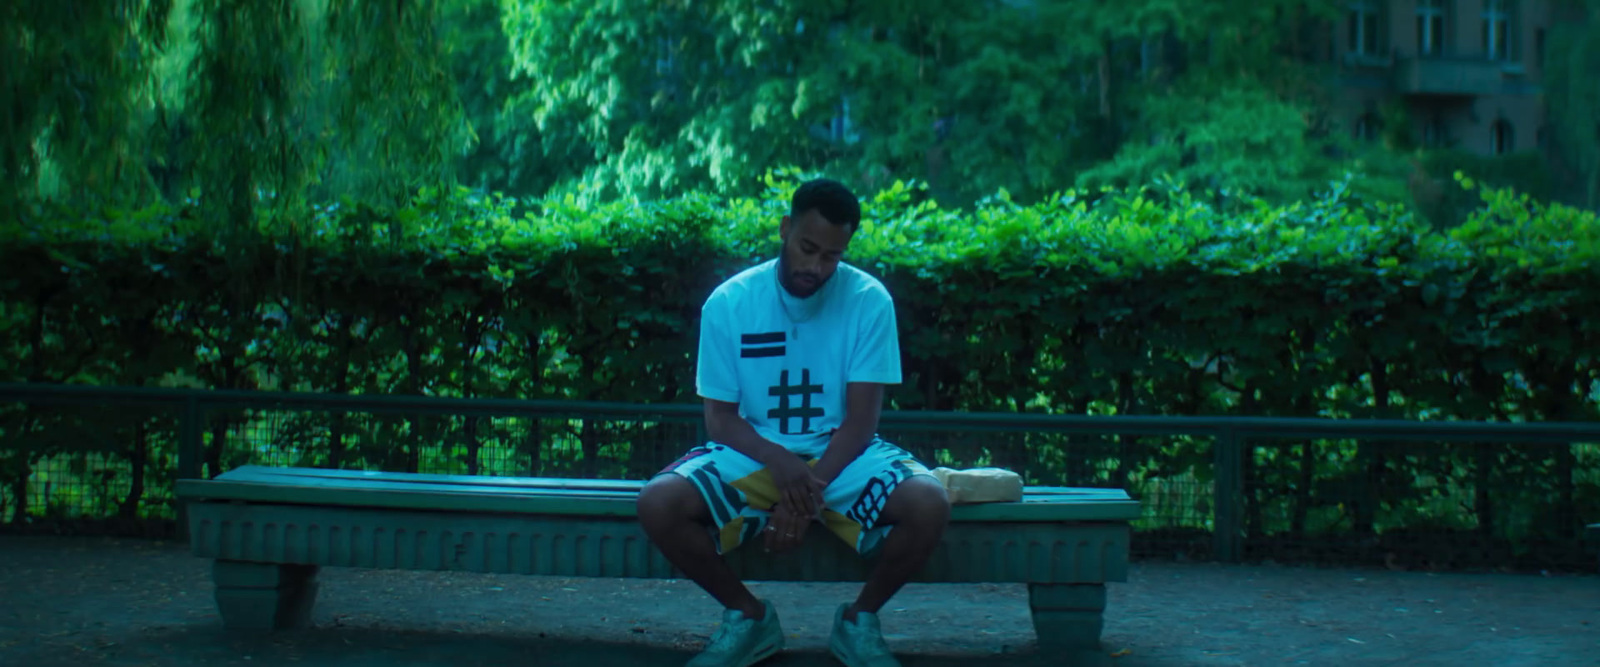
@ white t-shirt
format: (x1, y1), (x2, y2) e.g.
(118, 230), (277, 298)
(695, 259), (902, 457)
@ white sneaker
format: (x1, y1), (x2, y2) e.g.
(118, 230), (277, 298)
(828, 604), (901, 667)
(686, 599), (784, 667)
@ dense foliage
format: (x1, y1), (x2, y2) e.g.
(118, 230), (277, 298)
(9, 174), (1595, 414)
(5, 0), (1596, 219)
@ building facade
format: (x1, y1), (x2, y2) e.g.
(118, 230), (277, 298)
(1332, 0), (1551, 156)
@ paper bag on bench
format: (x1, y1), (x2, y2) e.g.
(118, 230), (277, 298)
(930, 467), (1024, 504)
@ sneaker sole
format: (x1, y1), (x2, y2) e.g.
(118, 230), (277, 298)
(827, 638), (854, 667)
(690, 637), (781, 667)
(828, 636), (896, 667)
(741, 635), (782, 667)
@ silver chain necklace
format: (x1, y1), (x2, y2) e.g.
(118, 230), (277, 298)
(774, 267), (817, 341)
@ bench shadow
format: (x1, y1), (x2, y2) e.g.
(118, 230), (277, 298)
(9, 621), (1122, 667)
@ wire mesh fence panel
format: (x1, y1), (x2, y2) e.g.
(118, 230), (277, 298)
(1236, 437), (1600, 571)
(530, 415), (702, 479)
(0, 402), (182, 532)
(201, 408), (705, 481)
(4, 389), (1599, 571)
(877, 426), (1217, 559)
(0, 401), (700, 532)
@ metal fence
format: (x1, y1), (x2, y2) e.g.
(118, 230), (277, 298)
(3, 383), (1598, 571)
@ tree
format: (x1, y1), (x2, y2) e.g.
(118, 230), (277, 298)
(499, 0), (1107, 207)
(1, 1), (173, 210)
(1545, 0), (1600, 210)
(319, 0), (471, 207)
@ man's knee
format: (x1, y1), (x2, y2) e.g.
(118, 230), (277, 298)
(636, 474), (709, 527)
(884, 474), (951, 527)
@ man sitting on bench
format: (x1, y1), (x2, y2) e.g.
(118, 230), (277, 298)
(637, 178), (953, 667)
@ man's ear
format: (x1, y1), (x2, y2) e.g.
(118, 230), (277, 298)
(779, 214), (792, 241)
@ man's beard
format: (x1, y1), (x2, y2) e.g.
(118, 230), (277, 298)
(777, 248), (825, 298)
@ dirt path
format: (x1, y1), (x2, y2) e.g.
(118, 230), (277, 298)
(2, 536), (1597, 667)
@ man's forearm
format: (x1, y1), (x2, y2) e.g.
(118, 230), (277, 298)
(707, 411), (793, 467)
(812, 420), (877, 485)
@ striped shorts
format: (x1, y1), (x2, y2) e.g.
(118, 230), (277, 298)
(656, 438), (934, 556)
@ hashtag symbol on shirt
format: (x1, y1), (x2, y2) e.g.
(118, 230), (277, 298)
(767, 369), (824, 435)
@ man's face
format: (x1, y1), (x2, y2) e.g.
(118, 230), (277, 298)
(777, 208), (853, 298)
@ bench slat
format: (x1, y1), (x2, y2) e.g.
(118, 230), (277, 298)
(215, 465), (1132, 499)
(218, 465), (647, 492)
(194, 477), (1134, 506)
(178, 466), (1142, 522)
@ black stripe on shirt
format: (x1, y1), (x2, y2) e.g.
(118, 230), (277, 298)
(740, 331), (786, 358)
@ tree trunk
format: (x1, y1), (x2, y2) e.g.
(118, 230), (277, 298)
(528, 419), (545, 476)
(462, 321), (483, 477)
(1556, 437), (1577, 537)
(524, 326), (546, 476)
(1468, 364), (1502, 540)
(403, 314), (423, 474)
(6, 461), (27, 525)
(207, 419), (228, 478)
(1239, 380), (1264, 540)
(1067, 394), (1092, 484)
(1587, 162), (1598, 211)
(463, 418), (482, 476)
(1113, 370), (1143, 491)
(1474, 443), (1495, 540)
(1353, 358), (1390, 538)
(11, 296), (48, 524)
(1540, 356), (1580, 538)
(1004, 329), (1039, 479)
(1098, 40), (1113, 118)
(120, 420), (149, 519)
(327, 314), (356, 468)
(1290, 392), (1315, 541)
(580, 419), (602, 478)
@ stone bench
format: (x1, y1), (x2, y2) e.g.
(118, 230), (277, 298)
(176, 465), (1140, 652)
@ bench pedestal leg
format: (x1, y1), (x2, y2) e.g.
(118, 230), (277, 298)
(1028, 583), (1106, 651)
(212, 560), (320, 630)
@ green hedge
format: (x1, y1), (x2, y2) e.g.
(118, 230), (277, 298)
(2, 173), (1599, 563)
(5, 171), (1599, 432)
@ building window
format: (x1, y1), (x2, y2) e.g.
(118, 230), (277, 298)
(1355, 113), (1380, 142)
(1349, 1), (1380, 56)
(1491, 119), (1514, 154)
(655, 37), (675, 77)
(1417, 0), (1448, 56)
(1483, 0), (1511, 61)
(1423, 114), (1448, 148)
(827, 96), (860, 145)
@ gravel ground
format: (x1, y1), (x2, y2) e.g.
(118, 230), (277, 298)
(2, 535), (1598, 667)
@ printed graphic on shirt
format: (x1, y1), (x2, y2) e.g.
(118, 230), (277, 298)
(740, 331), (786, 358)
(766, 368), (824, 435)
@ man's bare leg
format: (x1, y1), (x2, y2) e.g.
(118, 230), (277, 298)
(636, 474), (766, 620)
(844, 475), (952, 621)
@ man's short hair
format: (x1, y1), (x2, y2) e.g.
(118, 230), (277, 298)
(791, 178), (861, 231)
